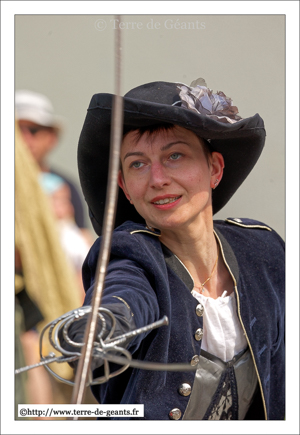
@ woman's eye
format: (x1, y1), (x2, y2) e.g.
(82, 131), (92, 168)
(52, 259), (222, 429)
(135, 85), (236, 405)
(130, 161), (144, 169)
(169, 153), (181, 160)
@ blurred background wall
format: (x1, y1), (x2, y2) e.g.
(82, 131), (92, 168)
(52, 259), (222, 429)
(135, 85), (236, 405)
(15, 14), (285, 238)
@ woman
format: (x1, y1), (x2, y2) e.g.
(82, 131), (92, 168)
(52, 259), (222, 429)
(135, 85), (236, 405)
(69, 80), (285, 420)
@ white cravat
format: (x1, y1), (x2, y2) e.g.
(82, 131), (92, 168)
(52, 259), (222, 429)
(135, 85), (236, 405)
(192, 290), (248, 362)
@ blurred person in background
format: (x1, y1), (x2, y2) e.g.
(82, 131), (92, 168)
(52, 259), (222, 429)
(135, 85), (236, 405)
(15, 89), (93, 246)
(15, 123), (86, 415)
(39, 172), (91, 299)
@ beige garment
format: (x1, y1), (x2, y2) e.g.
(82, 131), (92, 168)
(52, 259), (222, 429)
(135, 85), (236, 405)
(15, 124), (83, 379)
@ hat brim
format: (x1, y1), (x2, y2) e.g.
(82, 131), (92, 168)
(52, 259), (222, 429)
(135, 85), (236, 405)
(78, 84), (265, 235)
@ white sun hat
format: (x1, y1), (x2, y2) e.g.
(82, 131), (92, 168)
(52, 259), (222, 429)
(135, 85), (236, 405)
(15, 89), (64, 129)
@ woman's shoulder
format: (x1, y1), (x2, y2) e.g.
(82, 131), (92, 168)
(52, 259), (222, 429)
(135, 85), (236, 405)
(86, 220), (163, 265)
(215, 217), (274, 231)
(215, 217), (281, 234)
(214, 217), (285, 252)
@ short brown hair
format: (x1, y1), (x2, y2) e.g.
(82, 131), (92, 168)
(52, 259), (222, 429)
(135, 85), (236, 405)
(122, 123), (212, 166)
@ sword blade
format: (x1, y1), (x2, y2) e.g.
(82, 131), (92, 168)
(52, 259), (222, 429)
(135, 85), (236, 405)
(70, 15), (123, 406)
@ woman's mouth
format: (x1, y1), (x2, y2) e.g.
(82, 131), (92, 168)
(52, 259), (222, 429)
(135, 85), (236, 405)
(153, 196), (181, 205)
(151, 195), (182, 208)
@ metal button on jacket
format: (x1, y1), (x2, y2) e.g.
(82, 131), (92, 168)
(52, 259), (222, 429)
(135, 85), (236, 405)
(178, 383), (192, 397)
(169, 408), (182, 420)
(195, 328), (203, 341)
(195, 303), (204, 317)
(190, 355), (200, 366)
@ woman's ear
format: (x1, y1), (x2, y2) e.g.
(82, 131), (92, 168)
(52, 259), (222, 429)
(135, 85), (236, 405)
(118, 170), (132, 202)
(210, 152), (225, 189)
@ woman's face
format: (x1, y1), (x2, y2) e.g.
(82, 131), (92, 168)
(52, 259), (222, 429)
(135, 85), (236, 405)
(118, 126), (223, 232)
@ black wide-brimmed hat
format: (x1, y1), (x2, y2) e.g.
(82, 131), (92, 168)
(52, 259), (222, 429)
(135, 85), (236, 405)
(78, 80), (266, 235)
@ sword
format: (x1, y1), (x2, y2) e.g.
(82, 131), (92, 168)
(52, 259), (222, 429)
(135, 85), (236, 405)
(70, 15), (123, 407)
(15, 308), (197, 380)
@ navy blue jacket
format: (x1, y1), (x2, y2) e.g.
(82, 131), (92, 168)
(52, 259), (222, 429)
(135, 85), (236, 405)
(82, 218), (285, 420)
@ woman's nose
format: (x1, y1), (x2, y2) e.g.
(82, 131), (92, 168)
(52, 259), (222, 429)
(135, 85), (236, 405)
(149, 162), (171, 188)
